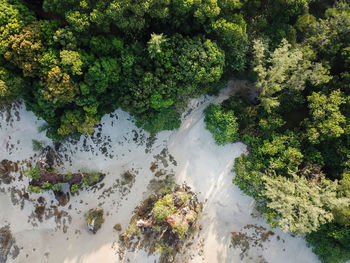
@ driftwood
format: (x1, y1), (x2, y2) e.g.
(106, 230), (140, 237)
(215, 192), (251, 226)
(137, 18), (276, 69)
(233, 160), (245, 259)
(30, 172), (83, 187)
(29, 146), (104, 188)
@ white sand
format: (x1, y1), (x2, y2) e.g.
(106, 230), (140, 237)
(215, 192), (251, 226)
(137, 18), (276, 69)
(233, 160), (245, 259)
(0, 88), (319, 263)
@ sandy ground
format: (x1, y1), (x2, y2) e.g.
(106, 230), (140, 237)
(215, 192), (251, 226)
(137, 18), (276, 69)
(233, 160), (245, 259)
(0, 87), (319, 263)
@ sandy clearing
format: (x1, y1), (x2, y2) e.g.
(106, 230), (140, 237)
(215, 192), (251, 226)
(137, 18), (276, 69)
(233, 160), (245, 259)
(0, 88), (319, 263)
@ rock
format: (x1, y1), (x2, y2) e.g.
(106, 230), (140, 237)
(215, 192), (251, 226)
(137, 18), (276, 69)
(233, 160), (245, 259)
(154, 170), (165, 177)
(136, 219), (152, 228)
(119, 232), (128, 243)
(114, 224), (122, 231)
(54, 191), (70, 207)
(0, 226), (14, 263)
(42, 146), (57, 169)
(85, 209), (104, 234)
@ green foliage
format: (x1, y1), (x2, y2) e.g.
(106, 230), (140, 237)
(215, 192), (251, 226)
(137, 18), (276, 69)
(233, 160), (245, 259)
(85, 208), (104, 232)
(62, 172), (72, 181)
(140, 107), (181, 134)
(70, 183), (79, 193)
(150, 92), (174, 111)
(148, 33), (168, 59)
(155, 241), (174, 255)
(41, 66), (78, 104)
(41, 181), (53, 190)
(212, 15), (248, 71)
(4, 22), (44, 77)
(233, 154), (264, 200)
(259, 132), (303, 173)
(333, 171), (350, 226)
(59, 50), (83, 76)
(0, 0), (35, 55)
(51, 183), (64, 192)
(28, 185), (42, 193)
(307, 90), (346, 143)
(152, 194), (177, 223)
(172, 222), (188, 239)
(253, 38), (330, 113)
(82, 172), (103, 186)
(0, 63), (25, 105)
(204, 104), (239, 145)
(306, 223), (350, 263)
(262, 171), (348, 235)
(1, 1), (350, 260)
(25, 165), (40, 181)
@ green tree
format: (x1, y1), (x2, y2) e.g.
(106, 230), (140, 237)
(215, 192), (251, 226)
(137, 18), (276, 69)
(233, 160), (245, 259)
(147, 33), (168, 59)
(306, 223), (350, 263)
(306, 90), (346, 143)
(0, 64), (25, 105)
(0, 0), (35, 54)
(41, 66), (79, 104)
(253, 38), (330, 113)
(59, 50), (83, 76)
(262, 171), (349, 235)
(204, 103), (239, 145)
(4, 22), (44, 77)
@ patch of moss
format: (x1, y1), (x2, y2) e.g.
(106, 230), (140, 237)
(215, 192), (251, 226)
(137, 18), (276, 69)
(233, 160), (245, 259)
(82, 172), (104, 186)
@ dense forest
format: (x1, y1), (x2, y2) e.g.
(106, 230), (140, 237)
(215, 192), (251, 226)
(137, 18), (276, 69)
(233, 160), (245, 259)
(0, 0), (349, 262)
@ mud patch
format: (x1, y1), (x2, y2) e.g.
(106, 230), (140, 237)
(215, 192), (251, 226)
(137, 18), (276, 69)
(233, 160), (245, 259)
(230, 224), (276, 261)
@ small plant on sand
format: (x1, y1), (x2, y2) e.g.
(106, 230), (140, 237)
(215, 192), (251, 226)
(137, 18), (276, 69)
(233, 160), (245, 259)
(32, 139), (44, 152)
(52, 183), (64, 192)
(37, 123), (49, 133)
